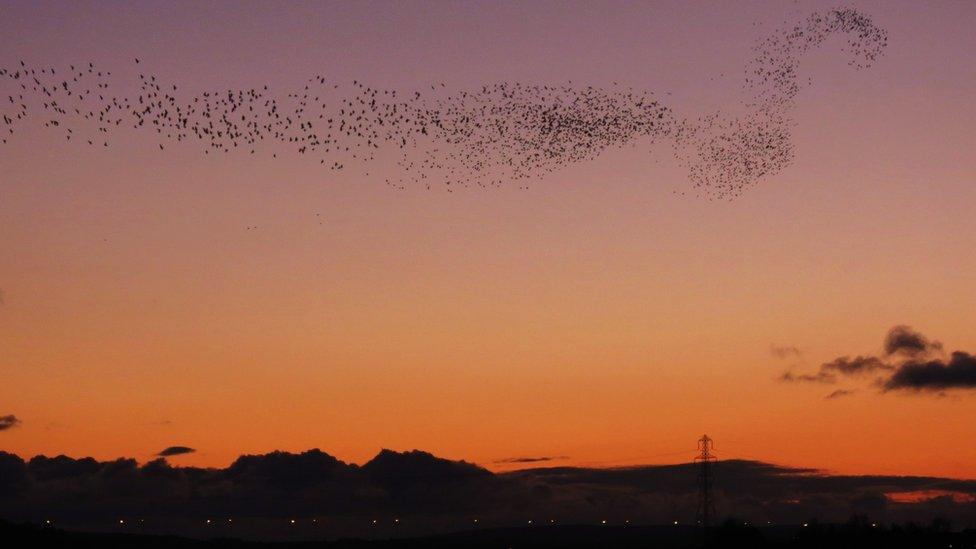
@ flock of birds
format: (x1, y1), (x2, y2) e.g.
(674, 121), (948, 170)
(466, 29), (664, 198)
(0, 8), (886, 200)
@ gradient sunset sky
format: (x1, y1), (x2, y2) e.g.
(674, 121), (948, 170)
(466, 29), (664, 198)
(1, 0), (974, 478)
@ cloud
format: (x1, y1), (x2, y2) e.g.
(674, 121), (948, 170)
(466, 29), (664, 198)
(783, 355), (892, 385)
(883, 325), (942, 357)
(0, 416), (20, 431)
(779, 371), (836, 384)
(157, 446), (196, 457)
(821, 356), (893, 376)
(780, 326), (976, 396)
(824, 389), (856, 400)
(362, 449), (491, 488)
(884, 352), (976, 392)
(493, 456), (568, 464)
(770, 345), (802, 359)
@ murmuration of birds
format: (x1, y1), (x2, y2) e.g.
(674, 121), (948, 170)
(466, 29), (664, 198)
(0, 8), (886, 200)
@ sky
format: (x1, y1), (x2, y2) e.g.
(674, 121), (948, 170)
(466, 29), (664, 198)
(0, 0), (974, 479)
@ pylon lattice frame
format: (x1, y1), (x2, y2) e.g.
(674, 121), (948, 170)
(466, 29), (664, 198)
(695, 434), (717, 527)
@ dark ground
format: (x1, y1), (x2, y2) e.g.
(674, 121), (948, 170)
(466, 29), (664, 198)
(2, 519), (974, 548)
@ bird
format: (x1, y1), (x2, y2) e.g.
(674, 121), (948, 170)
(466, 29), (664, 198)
(0, 8), (887, 200)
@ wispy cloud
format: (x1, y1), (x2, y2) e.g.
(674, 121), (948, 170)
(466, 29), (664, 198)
(157, 446), (196, 457)
(770, 345), (802, 360)
(493, 456), (569, 464)
(0, 415), (20, 431)
(780, 370), (836, 384)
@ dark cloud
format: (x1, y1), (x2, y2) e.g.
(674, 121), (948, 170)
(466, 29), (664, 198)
(363, 449), (491, 488)
(157, 446), (196, 457)
(770, 345), (802, 359)
(824, 389), (856, 400)
(1, 448), (974, 540)
(27, 455), (100, 480)
(883, 325), (942, 357)
(0, 415), (20, 431)
(821, 356), (893, 375)
(780, 327), (976, 396)
(493, 456), (568, 464)
(769, 345), (803, 359)
(884, 352), (976, 392)
(780, 371), (836, 384)
(783, 356), (891, 385)
(0, 453), (29, 497)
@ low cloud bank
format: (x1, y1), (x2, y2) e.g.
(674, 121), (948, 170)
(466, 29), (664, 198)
(1, 448), (974, 539)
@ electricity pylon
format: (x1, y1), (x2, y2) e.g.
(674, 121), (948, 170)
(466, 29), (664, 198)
(695, 434), (717, 528)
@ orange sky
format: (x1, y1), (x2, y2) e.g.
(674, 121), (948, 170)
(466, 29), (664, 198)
(1, 0), (974, 478)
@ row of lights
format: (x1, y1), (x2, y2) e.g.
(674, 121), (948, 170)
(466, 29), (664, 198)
(52, 517), (643, 526)
(800, 522), (877, 528)
(525, 519), (633, 525)
(48, 518), (398, 526)
(108, 518), (401, 525)
(51, 518), (407, 526)
(43, 518), (821, 527)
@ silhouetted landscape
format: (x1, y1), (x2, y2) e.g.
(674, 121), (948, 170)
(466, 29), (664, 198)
(2, 448), (975, 545)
